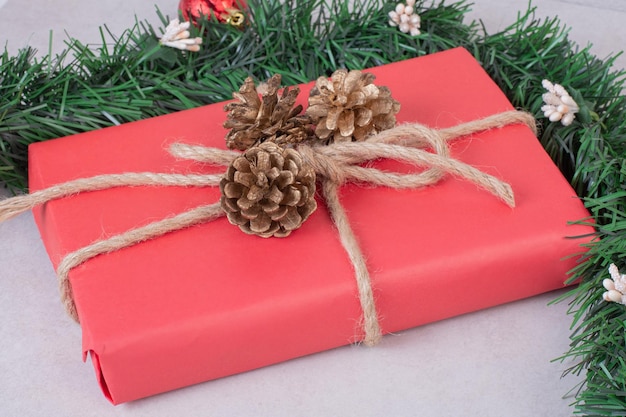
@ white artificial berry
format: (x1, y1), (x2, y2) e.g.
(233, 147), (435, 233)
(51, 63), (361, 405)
(388, 1), (421, 36)
(541, 80), (580, 126)
(159, 19), (203, 52)
(602, 264), (626, 305)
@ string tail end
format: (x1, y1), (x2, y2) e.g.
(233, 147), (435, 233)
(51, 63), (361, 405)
(502, 183), (515, 208)
(0, 195), (36, 222)
(363, 329), (383, 347)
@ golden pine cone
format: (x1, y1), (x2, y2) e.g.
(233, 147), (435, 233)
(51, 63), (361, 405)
(305, 69), (401, 143)
(220, 142), (317, 238)
(224, 74), (314, 151)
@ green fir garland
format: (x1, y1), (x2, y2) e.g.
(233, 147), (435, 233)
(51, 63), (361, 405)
(1, 1), (626, 414)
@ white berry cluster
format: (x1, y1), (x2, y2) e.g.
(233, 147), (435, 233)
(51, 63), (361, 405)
(388, 0), (421, 36)
(159, 19), (203, 52)
(541, 79), (580, 126)
(602, 264), (626, 305)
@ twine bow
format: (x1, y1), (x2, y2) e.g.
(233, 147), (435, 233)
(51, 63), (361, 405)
(0, 110), (535, 346)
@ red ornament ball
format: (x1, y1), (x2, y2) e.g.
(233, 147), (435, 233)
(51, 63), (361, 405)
(179, 0), (245, 24)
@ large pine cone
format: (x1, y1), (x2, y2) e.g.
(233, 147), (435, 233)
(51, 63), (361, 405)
(224, 74), (314, 151)
(305, 69), (400, 143)
(220, 142), (317, 238)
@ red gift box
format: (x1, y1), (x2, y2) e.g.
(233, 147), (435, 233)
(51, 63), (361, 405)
(27, 47), (593, 404)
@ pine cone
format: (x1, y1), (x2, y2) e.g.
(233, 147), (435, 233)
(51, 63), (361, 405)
(220, 142), (317, 238)
(305, 69), (401, 143)
(224, 74), (314, 151)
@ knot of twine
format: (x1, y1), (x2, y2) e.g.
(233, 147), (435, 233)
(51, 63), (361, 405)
(0, 110), (535, 346)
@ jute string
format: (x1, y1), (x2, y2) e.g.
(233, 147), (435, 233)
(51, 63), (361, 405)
(0, 110), (535, 346)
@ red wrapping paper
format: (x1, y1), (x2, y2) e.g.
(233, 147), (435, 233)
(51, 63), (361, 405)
(28, 48), (593, 404)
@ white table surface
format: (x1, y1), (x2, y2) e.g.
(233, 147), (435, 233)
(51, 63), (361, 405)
(1, 1), (623, 416)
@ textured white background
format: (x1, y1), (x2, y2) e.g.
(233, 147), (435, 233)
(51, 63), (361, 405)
(1, 1), (623, 416)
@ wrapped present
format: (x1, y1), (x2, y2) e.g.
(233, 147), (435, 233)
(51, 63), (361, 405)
(20, 47), (592, 404)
